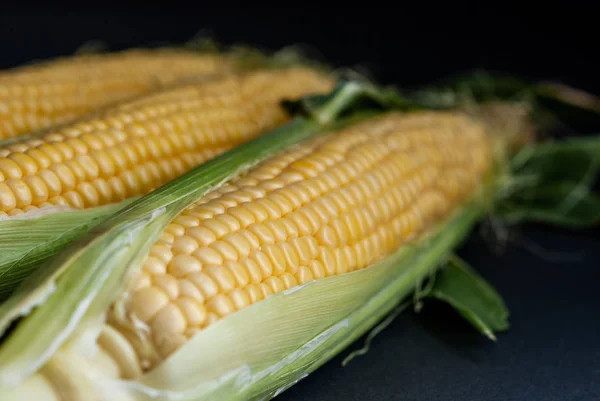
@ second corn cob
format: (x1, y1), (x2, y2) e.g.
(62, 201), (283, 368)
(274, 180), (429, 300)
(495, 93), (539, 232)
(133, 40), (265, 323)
(0, 49), (240, 140)
(0, 67), (334, 217)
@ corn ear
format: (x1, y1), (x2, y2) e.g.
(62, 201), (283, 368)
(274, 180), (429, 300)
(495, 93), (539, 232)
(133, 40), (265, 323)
(0, 80), (523, 401)
(0, 48), (243, 140)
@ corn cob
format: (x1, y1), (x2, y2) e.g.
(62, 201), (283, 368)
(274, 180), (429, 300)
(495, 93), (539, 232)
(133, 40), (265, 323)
(0, 67), (334, 217)
(0, 49), (239, 140)
(105, 111), (491, 372)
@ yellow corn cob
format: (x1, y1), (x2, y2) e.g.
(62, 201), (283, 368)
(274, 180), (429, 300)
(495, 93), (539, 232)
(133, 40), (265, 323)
(96, 111), (493, 377)
(0, 49), (241, 140)
(0, 67), (334, 217)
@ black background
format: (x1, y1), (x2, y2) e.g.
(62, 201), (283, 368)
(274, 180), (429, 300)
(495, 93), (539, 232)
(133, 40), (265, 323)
(1, 3), (599, 400)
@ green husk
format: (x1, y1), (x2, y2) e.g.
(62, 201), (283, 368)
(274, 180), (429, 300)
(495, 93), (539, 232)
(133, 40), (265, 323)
(496, 135), (600, 227)
(429, 255), (509, 341)
(0, 200), (136, 301)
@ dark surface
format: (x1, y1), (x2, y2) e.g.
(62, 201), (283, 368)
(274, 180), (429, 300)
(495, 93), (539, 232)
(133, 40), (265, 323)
(1, 4), (599, 401)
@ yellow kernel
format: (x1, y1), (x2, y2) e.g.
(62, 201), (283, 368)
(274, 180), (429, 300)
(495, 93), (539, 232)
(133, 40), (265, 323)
(255, 198), (282, 219)
(0, 183), (17, 212)
(316, 225), (338, 247)
(76, 182), (100, 207)
(108, 176), (127, 201)
(25, 149), (51, 169)
(241, 258), (263, 283)
(207, 294), (236, 317)
(172, 236), (200, 255)
(229, 289), (252, 310)
(280, 273), (299, 290)
(192, 247), (223, 266)
(143, 256), (167, 275)
(245, 284), (264, 303)
(210, 240), (239, 262)
(48, 196), (68, 206)
(308, 260), (326, 279)
(7, 179), (32, 209)
(9, 153), (38, 175)
(176, 297), (207, 327)
(334, 248), (350, 275)
(205, 312), (220, 327)
(266, 193), (294, 215)
(50, 164), (76, 190)
(354, 242), (367, 268)
(165, 223), (185, 237)
(279, 242), (300, 274)
(172, 215), (200, 228)
(204, 265), (236, 292)
(258, 282), (274, 298)
(342, 214), (360, 243)
(243, 202), (269, 222)
(287, 185), (312, 205)
(131, 272), (152, 292)
(0, 159), (23, 179)
(178, 279), (205, 303)
(227, 206), (255, 227)
(156, 333), (187, 358)
(39, 144), (63, 163)
(91, 178), (113, 204)
(331, 219), (349, 246)
(264, 276), (285, 294)
(223, 232), (252, 258)
(248, 223), (276, 244)
(203, 219), (231, 239)
(150, 244), (173, 264)
(279, 217), (300, 238)
(338, 246), (355, 270)
(290, 237), (313, 264)
(188, 272), (219, 299)
(168, 254), (202, 278)
(238, 229), (260, 248)
(151, 303), (187, 334)
(187, 226), (217, 246)
(201, 202), (226, 215)
(63, 190), (85, 209)
(38, 169), (62, 197)
(263, 220), (288, 242)
(65, 160), (87, 182)
(318, 247), (336, 276)
(261, 244), (287, 275)
(153, 274), (180, 300)
(215, 214), (241, 232)
(250, 250), (274, 277)
(159, 232), (175, 245)
(225, 261), (250, 287)
(295, 266), (315, 284)
(130, 287), (169, 322)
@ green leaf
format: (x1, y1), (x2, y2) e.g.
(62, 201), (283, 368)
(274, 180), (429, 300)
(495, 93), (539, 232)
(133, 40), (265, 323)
(499, 182), (600, 227)
(497, 135), (600, 227)
(429, 256), (509, 340)
(411, 70), (600, 131)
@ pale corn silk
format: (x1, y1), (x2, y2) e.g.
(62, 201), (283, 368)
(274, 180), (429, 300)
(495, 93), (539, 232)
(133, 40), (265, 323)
(105, 111), (492, 376)
(0, 50), (236, 140)
(0, 67), (334, 217)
